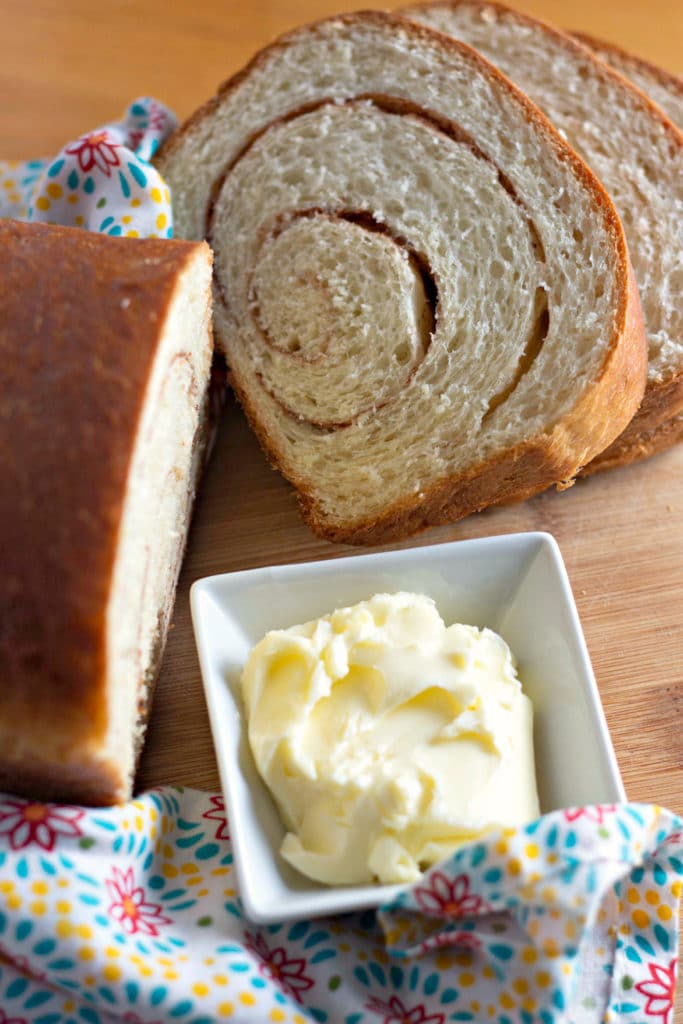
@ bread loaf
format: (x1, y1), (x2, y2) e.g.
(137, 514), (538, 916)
(0, 221), (214, 804)
(404, 0), (683, 471)
(156, 11), (646, 543)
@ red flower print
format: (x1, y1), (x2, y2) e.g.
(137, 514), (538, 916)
(665, 830), (682, 846)
(65, 130), (122, 176)
(564, 805), (616, 824)
(365, 994), (445, 1024)
(127, 130), (144, 152)
(148, 102), (168, 132)
(0, 1009), (29, 1024)
(106, 866), (171, 937)
(244, 930), (314, 1004)
(414, 872), (489, 918)
(636, 958), (677, 1024)
(0, 798), (83, 851)
(203, 794), (230, 841)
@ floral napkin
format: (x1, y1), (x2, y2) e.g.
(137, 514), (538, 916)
(0, 97), (175, 235)
(0, 789), (681, 1024)
(1, 105), (682, 1024)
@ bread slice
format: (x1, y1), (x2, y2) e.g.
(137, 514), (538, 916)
(156, 11), (645, 543)
(0, 221), (214, 804)
(404, 1), (683, 468)
(569, 33), (683, 470)
(572, 32), (683, 130)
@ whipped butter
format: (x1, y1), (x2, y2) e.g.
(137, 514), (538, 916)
(241, 592), (539, 886)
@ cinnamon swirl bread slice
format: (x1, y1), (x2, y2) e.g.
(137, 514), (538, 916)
(157, 12), (646, 543)
(404, 1), (683, 468)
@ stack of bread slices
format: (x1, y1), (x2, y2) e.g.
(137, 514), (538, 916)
(156, 1), (681, 544)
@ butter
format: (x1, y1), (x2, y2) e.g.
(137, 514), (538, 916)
(241, 592), (539, 886)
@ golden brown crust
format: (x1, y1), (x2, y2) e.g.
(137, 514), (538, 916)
(0, 221), (209, 803)
(0, 753), (124, 806)
(583, 413), (683, 475)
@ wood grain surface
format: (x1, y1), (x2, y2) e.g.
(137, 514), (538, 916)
(2, 0), (682, 1014)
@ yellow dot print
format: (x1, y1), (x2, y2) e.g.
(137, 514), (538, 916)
(150, 186), (162, 203)
(632, 909), (650, 928)
(46, 182), (63, 199)
(156, 212), (167, 231)
(36, 196), (50, 211)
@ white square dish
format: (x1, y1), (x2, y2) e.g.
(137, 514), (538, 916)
(190, 532), (624, 924)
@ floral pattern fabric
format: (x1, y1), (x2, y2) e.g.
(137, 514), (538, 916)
(0, 788), (680, 1024)
(0, 98), (176, 238)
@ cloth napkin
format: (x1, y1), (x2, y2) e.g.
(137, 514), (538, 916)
(1, 106), (682, 1024)
(0, 789), (681, 1024)
(0, 97), (176, 235)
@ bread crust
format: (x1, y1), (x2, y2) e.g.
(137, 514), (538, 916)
(158, 10), (647, 542)
(582, 413), (683, 475)
(0, 221), (211, 804)
(402, 0), (683, 445)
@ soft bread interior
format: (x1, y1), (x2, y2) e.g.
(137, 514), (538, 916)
(103, 248), (213, 801)
(406, 2), (683, 390)
(573, 33), (683, 131)
(159, 15), (638, 536)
